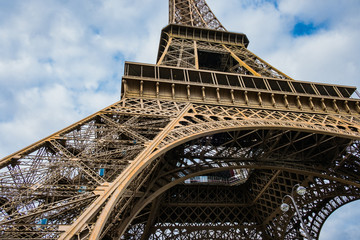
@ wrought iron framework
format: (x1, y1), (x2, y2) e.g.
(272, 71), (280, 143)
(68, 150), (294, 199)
(1, 0), (360, 239)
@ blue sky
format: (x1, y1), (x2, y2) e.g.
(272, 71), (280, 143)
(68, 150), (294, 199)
(0, 0), (359, 239)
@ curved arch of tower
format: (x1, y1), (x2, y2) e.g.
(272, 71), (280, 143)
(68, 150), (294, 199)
(1, 1), (360, 239)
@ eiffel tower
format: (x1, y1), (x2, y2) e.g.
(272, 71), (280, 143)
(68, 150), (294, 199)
(1, 0), (360, 239)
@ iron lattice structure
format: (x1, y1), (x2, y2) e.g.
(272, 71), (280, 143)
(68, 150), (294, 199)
(1, 0), (360, 239)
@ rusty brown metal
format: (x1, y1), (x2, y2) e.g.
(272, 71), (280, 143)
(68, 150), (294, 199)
(0, 1), (359, 240)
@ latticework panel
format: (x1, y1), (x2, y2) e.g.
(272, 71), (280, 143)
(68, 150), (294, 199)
(160, 38), (197, 69)
(1, 0), (359, 238)
(1, 99), (359, 239)
(0, 98), (187, 239)
(159, 34), (293, 79)
(169, 0), (226, 30)
(104, 125), (360, 239)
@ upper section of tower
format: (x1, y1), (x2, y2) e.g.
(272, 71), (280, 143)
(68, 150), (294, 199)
(169, 0), (226, 31)
(160, 0), (294, 79)
(121, 1), (359, 120)
(122, 0), (358, 107)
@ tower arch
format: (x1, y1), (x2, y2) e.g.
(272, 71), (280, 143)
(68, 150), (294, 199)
(90, 123), (360, 239)
(0, 1), (359, 239)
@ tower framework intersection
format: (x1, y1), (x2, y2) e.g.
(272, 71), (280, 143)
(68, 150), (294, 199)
(1, 0), (360, 239)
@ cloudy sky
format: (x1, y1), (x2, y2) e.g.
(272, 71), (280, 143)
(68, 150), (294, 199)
(0, 0), (359, 238)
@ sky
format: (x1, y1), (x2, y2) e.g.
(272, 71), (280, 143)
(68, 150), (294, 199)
(0, 0), (359, 239)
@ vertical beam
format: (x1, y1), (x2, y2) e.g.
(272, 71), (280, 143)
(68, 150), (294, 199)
(188, 0), (194, 26)
(177, 40), (185, 67)
(140, 196), (162, 240)
(169, 0), (175, 24)
(194, 40), (199, 69)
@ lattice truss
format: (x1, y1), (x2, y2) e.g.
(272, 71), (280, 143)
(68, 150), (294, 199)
(0, 98), (360, 239)
(1, 0), (359, 239)
(108, 121), (360, 239)
(159, 36), (291, 79)
(160, 38), (197, 69)
(109, 130), (359, 239)
(169, 0), (226, 30)
(0, 99), (184, 239)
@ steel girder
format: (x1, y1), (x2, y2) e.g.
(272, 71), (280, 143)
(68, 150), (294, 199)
(1, 0), (360, 239)
(157, 32), (292, 79)
(101, 118), (360, 239)
(169, 0), (226, 31)
(0, 99), (184, 239)
(109, 130), (359, 239)
(1, 98), (359, 239)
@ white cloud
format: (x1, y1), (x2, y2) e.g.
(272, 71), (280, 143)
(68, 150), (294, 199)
(278, 0), (360, 26)
(0, 84), (80, 154)
(269, 27), (360, 86)
(0, 0), (170, 158)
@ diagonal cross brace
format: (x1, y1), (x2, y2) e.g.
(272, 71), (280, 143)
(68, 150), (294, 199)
(49, 140), (105, 185)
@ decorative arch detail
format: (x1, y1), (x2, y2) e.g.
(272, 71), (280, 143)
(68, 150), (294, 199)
(91, 115), (360, 239)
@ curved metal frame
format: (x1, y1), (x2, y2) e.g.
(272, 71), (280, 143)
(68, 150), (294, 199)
(100, 127), (360, 239)
(0, 97), (359, 240)
(1, 0), (360, 238)
(83, 119), (359, 239)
